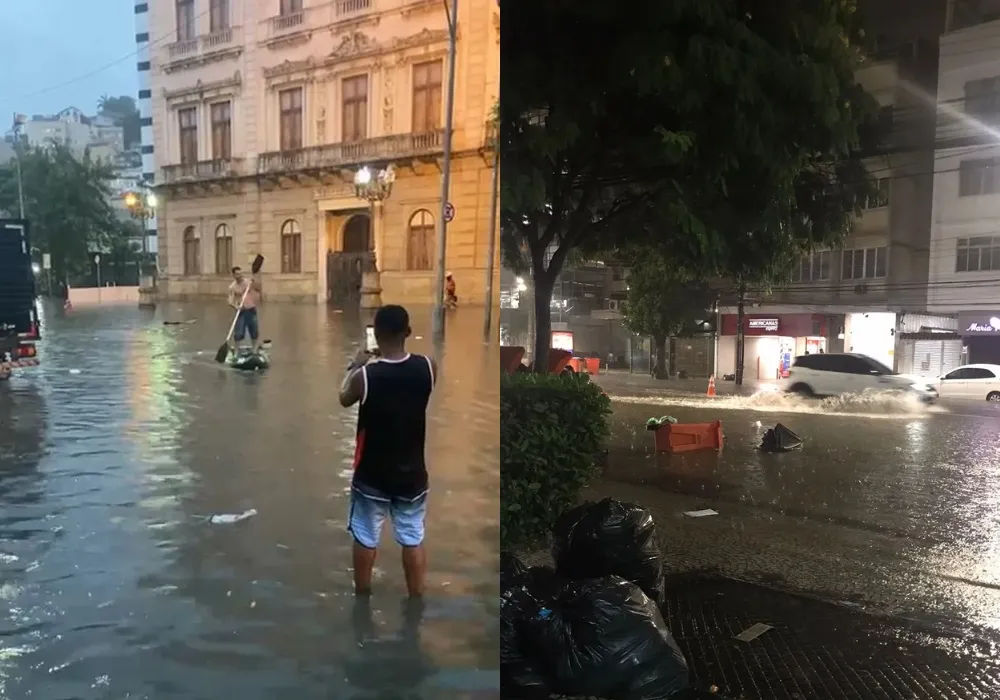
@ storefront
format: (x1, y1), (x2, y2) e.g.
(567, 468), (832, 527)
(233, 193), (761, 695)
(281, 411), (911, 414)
(958, 311), (1000, 364)
(843, 312), (897, 369)
(718, 313), (831, 381)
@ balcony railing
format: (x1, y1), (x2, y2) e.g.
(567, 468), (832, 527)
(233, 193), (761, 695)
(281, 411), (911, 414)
(168, 38), (199, 58)
(265, 0), (374, 39)
(203, 27), (234, 51)
(258, 130), (446, 175)
(161, 158), (245, 184)
(165, 28), (239, 65)
(336, 0), (371, 17)
(272, 10), (305, 33)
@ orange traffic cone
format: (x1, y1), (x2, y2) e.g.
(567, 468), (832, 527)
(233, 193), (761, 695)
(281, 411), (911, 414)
(706, 375), (717, 397)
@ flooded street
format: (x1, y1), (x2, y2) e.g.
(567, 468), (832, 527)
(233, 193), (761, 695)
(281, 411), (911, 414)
(594, 382), (1000, 638)
(0, 302), (499, 699)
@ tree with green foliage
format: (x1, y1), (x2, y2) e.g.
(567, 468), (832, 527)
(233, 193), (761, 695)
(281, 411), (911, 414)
(98, 94), (141, 150)
(500, 0), (876, 372)
(0, 144), (123, 286)
(620, 255), (716, 379)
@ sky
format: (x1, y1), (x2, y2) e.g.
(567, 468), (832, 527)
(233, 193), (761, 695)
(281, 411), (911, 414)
(0, 0), (137, 127)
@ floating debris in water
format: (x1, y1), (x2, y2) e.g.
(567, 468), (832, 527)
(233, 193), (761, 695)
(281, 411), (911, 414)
(210, 509), (258, 524)
(684, 509), (718, 518)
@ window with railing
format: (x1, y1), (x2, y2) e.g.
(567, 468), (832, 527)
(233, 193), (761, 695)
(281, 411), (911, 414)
(412, 60), (443, 133)
(279, 88), (303, 151)
(342, 75), (368, 142)
(956, 236), (1000, 272)
(176, 0), (196, 41)
(789, 251), (832, 283)
(215, 224), (233, 275)
(842, 247), (887, 280)
(959, 158), (1000, 196)
(178, 107), (198, 164)
(211, 101), (232, 160)
(863, 177), (890, 209)
(210, 0), (230, 32)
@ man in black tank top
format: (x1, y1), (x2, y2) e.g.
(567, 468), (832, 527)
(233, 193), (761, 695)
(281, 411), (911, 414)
(339, 305), (437, 597)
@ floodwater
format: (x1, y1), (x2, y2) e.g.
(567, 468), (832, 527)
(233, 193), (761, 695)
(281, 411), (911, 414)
(599, 385), (1000, 636)
(0, 301), (500, 699)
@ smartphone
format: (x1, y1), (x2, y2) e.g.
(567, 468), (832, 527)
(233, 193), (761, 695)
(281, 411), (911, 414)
(365, 325), (377, 353)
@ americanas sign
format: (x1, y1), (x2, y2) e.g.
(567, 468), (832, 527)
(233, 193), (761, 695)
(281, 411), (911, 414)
(747, 318), (780, 333)
(959, 313), (1000, 335)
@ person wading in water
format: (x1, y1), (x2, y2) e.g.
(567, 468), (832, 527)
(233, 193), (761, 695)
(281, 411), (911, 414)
(339, 304), (437, 597)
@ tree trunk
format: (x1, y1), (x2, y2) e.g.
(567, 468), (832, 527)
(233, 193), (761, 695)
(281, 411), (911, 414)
(735, 288), (746, 386)
(653, 335), (668, 379)
(532, 273), (554, 373)
(668, 336), (678, 377)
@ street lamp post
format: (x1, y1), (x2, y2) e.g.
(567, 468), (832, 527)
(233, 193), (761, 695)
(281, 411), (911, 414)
(124, 190), (157, 278)
(11, 114), (26, 220)
(353, 165), (396, 309)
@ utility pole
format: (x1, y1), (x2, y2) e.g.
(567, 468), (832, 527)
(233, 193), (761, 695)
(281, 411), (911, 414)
(431, 0), (459, 343)
(482, 140), (500, 341)
(11, 114), (26, 219)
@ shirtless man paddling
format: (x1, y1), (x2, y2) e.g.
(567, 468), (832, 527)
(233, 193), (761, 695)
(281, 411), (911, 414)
(227, 266), (262, 354)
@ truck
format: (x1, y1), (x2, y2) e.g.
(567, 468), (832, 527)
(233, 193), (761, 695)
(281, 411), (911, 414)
(0, 219), (41, 379)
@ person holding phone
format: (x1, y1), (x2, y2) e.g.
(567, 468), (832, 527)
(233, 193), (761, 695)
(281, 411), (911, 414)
(339, 305), (437, 597)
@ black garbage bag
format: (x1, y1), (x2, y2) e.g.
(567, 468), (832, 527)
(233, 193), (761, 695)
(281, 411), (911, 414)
(501, 553), (553, 698)
(501, 551), (530, 591)
(759, 423), (803, 453)
(553, 498), (664, 604)
(523, 576), (689, 699)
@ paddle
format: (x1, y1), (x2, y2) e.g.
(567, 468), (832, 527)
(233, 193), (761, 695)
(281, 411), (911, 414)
(215, 255), (264, 363)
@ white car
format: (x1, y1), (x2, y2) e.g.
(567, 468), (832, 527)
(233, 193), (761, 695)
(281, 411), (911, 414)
(782, 352), (938, 403)
(929, 364), (1000, 402)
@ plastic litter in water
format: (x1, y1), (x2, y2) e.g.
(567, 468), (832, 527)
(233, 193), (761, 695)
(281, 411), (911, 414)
(684, 509), (718, 518)
(68, 369), (81, 375)
(210, 508), (258, 524)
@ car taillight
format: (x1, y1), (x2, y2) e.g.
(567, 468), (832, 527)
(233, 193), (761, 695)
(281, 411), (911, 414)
(16, 344), (36, 359)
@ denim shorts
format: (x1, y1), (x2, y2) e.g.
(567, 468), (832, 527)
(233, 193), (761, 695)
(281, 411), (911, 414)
(348, 486), (428, 549)
(233, 308), (259, 341)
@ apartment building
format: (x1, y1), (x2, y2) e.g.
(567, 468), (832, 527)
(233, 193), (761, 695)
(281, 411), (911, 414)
(713, 31), (981, 382)
(928, 11), (1000, 364)
(147, 0), (499, 304)
(18, 107), (125, 161)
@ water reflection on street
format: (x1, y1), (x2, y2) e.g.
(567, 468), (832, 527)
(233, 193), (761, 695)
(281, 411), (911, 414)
(0, 301), (499, 699)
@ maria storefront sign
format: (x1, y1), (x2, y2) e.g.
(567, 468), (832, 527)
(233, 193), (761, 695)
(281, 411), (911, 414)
(958, 312), (1000, 336)
(747, 318), (780, 333)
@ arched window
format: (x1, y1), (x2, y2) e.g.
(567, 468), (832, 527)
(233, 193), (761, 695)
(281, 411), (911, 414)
(280, 219), (302, 273)
(407, 209), (434, 271)
(182, 226), (200, 276)
(214, 223), (233, 275)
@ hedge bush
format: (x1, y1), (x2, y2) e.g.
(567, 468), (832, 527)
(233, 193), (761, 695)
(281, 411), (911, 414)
(501, 372), (612, 546)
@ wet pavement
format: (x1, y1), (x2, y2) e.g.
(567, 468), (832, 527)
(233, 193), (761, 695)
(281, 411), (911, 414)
(586, 379), (1000, 639)
(0, 301), (500, 699)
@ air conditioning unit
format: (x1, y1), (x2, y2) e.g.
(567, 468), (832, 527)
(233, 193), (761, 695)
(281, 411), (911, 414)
(607, 299), (621, 312)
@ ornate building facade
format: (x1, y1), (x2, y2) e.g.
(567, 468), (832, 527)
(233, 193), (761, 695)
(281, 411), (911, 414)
(149, 0), (499, 303)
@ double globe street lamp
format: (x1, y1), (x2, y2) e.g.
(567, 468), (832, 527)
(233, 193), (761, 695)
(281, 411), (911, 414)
(123, 190), (157, 276)
(352, 165), (396, 309)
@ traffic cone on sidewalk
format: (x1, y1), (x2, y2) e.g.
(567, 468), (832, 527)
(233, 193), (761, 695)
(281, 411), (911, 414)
(706, 375), (717, 397)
